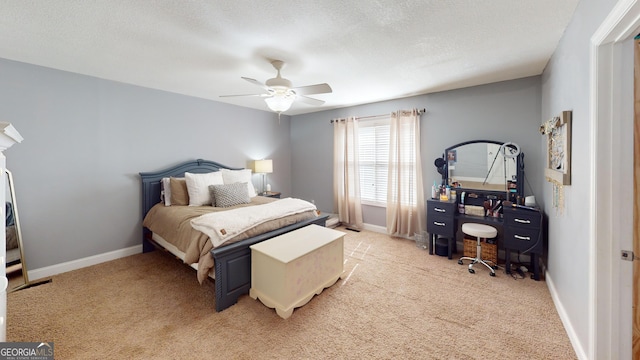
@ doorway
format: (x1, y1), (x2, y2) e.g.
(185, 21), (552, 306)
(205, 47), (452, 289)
(591, 1), (640, 358)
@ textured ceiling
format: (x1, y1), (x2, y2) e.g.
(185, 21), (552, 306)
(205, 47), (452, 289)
(0, 1), (579, 115)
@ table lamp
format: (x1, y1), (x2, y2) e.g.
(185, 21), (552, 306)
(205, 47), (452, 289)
(254, 159), (273, 195)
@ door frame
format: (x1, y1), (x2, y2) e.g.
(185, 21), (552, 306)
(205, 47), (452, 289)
(590, 0), (640, 358)
(634, 35), (640, 359)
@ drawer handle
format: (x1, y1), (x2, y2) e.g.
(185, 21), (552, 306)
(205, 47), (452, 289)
(434, 208), (446, 213)
(514, 218), (531, 224)
(434, 221), (446, 226)
(514, 235), (531, 241)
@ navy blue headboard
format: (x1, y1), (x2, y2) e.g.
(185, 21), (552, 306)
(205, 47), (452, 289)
(139, 159), (242, 218)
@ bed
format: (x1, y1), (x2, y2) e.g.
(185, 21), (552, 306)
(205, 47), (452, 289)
(140, 159), (328, 312)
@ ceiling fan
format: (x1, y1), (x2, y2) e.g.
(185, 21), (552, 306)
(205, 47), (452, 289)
(220, 60), (332, 115)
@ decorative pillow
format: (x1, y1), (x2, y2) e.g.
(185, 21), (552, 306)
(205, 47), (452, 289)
(209, 183), (250, 208)
(185, 171), (224, 206)
(169, 177), (189, 206)
(161, 177), (183, 206)
(220, 169), (257, 197)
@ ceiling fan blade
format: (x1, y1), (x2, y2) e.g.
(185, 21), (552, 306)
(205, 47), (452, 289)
(297, 95), (325, 106)
(242, 77), (271, 92)
(292, 83), (332, 96)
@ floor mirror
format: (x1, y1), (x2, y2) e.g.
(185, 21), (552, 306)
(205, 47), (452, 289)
(5, 169), (29, 291)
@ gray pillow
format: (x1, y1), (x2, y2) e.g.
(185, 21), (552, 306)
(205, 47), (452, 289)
(209, 182), (250, 208)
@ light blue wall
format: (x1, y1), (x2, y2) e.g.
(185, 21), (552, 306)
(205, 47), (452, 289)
(540, 0), (618, 355)
(291, 76), (543, 227)
(0, 58), (293, 270)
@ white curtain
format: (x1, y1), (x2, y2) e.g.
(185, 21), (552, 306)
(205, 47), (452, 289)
(333, 117), (363, 229)
(386, 109), (425, 237)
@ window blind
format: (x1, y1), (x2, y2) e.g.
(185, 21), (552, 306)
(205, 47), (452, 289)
(358, 120), (390, 204)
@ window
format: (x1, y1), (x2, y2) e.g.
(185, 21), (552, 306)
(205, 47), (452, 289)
(358, 118), (390, 205)
(358, 117), (419, 206)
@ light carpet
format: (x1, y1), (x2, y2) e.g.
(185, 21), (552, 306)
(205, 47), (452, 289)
(7, 226), (576, 359)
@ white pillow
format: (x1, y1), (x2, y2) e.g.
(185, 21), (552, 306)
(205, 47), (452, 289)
(161, 177), (171, 206)
(184, 171), (224, 206)
(220, 169), (257, 197)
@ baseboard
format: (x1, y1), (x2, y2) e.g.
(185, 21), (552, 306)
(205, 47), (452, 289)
(359, 223), (417, 240)
(27, 245), (142, 281)
(546, 271), (587, 360)
(361, 223), (386, 234)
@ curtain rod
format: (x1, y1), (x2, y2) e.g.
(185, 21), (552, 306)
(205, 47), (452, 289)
(330, 108), (426, 123)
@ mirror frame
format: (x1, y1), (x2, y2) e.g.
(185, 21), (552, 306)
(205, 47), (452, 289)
(6, 169), (29, 291)
(437, 139), (525, 200)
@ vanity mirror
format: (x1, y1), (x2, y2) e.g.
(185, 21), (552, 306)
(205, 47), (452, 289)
(434, 140), (524, 201)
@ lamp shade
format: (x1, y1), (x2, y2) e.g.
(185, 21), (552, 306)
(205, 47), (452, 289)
(254, 159), (273, 174)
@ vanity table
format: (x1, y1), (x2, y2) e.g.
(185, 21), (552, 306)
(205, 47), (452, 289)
(428, 139), (544, 280)
(426, 197), (543, 280)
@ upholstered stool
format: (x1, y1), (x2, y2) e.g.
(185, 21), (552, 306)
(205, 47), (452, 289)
(458, 223), (498, 276)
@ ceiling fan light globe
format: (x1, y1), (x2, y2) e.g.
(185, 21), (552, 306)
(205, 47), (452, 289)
(265, 94), (295, 113)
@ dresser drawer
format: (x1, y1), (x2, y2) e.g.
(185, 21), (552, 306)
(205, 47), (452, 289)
(504, 226), (542, 253)
(503, 207), (541, 228)
(426, 214), (456, 238)
(426, 200), (457, 238)
(426, 200), (457, 217)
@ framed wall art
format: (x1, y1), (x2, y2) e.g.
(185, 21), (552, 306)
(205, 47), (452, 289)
(540, 110), (572, 185)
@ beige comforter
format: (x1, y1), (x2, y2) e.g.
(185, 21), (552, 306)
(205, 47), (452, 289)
(142, 196), (318, 283)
